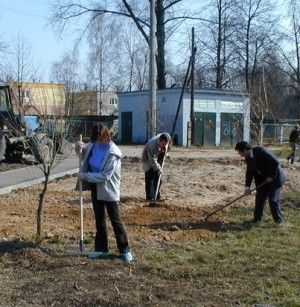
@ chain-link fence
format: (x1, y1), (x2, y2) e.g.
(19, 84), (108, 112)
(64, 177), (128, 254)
(250, 123), (297, 145)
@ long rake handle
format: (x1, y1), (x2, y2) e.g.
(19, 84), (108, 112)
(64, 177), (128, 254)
(79, 135), (84, 252)
(203, 193), (249, 221)
(203, 182), (267, 221)
(154, 142), (169, 200)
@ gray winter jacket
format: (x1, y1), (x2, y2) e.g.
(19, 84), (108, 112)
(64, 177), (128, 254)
(77, 141), (123, 202)
(142, 134), (166, 172)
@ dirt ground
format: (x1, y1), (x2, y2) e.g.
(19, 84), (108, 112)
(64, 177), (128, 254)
(0, 147), (299, 306)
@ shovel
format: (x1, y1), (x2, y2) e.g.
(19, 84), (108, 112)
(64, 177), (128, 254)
(202, 182), (267, 222)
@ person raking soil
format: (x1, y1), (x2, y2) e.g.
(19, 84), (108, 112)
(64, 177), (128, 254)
(235, 141), (286, 225)
(75, 122), (133, 262)
(141, 133), (171, 201)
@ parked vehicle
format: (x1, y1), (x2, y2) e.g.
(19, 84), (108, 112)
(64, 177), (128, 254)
(0, 83), (55, 163)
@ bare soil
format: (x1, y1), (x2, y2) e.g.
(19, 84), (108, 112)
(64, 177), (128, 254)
(0, 148), (299, 306)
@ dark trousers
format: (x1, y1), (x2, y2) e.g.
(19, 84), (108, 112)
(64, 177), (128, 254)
(145, 152), (164, 200)
(288, 142), (298, 163)
(145, 168), (162, 200)
(91, 184), (130, 254)
(254, 183), (282, 223)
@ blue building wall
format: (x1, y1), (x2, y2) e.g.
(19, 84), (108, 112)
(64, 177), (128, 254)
(118, 88), (249, 146)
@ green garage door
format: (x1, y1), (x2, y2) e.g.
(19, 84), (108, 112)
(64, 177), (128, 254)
(220, 113), (243, 146)
(194, 112), (216, 146)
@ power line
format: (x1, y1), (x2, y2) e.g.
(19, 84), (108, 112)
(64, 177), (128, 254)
(0, 3), (47, 19)
(22, 0), (49, 6)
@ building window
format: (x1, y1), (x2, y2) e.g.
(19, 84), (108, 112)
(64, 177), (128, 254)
(221, 101), (243, 111)
(109, 98), (118, 105)
(195, 99), (216, 109)
(21, 90), (30, 102)
(22, 90), (30, 99)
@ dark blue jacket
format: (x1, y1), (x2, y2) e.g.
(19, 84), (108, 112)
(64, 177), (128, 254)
(245, 147), (286, 188)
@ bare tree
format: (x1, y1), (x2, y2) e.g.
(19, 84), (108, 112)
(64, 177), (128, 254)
(50, 0), (200, 89)
(3, 33), (42, 123)
(259, 51), (292, 119)
(0, 40), (8, 53)
(2, 33), (79, 240)
(85, 13), (121, 111)
(120, 22), (150, 91)
(1, 81), (78, 241)
(191, 0), (279, 93)
(232, 0), (279, 93)
(275, 0), (300, 94)
(0, 39), (9, 77)
(21, 83), (75, 239)
(260, 0), (300, 119)
(196, 0), (237, 89)
(250, 66), (273, 144)
(51, 50), (81, 116)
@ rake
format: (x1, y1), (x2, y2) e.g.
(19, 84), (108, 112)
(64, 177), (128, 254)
(154, 142), (169, 200)
(201, 182), (267, 222)
(66, 135), (103, 257)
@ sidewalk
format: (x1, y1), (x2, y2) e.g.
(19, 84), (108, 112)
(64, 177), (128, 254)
(0, 145), (238, 195)
(0, 146), (144, 195)
(0, 153), (80, 195)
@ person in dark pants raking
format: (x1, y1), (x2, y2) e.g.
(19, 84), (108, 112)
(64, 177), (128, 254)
(75, 123), (133, 262)
(142, 133), (171, 201)
(235, 141), (286, 225)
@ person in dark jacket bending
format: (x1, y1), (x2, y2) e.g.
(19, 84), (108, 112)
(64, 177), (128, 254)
(235, 141), (286, 224)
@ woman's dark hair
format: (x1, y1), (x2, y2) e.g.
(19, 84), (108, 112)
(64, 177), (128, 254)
(235, 141), (252, 151)
(90, 122), (111, 143)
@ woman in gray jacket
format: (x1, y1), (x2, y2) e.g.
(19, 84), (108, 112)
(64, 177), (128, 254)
(75, 123), (133, 262)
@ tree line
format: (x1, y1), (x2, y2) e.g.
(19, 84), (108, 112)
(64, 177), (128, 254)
(1, 0), (300, 120)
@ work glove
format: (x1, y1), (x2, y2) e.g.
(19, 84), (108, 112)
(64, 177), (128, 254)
(157, 169), (163, 175)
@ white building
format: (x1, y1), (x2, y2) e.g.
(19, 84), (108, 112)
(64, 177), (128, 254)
(118, 88), (250, 146)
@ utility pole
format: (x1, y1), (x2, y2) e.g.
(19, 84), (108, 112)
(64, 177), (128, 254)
(149, 0), (157, 138)
(190, 27), (196, 145)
